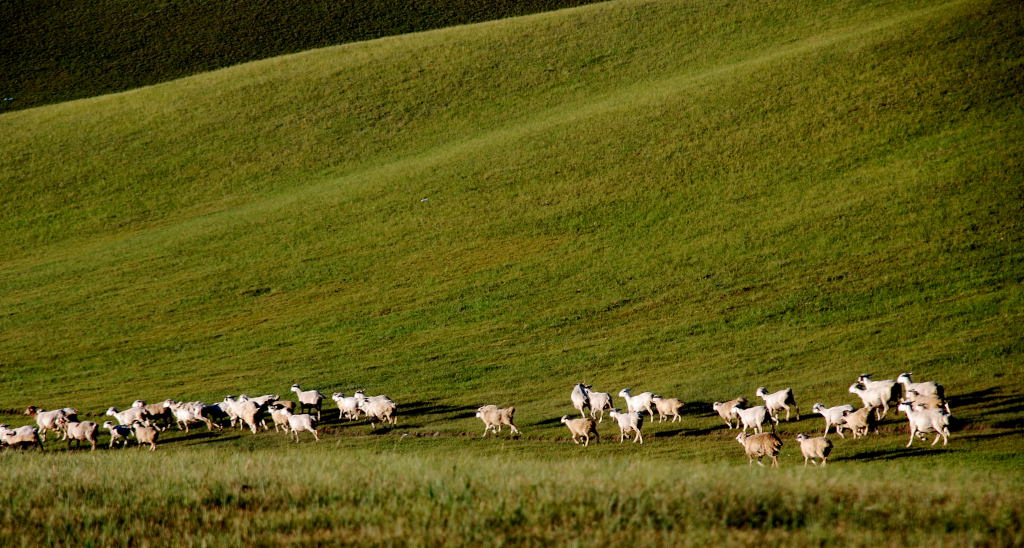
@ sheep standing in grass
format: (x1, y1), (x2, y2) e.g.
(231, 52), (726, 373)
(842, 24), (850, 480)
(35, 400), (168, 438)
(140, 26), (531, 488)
(734, 405), (775, 435)
(102, 421), (132, 448)
(795, 433), (833, 466)
(811, 403), (854, 436)
(712, 397), (747, 429)
(835, 407), (877, 439)
(755, 386), (800, 422)
(651, 395), (685, 423)
(56, 417), (98, 451)
(290, 384), (324, 420)
(608, 410), (644, 444)
(132, 421), (159, 451)
(475, 405), (521, 437)
(570, 383), (590, 418)
(735, 432), (782, 467)
(897, 402), (950, 447)
(0, 425), (43, 450)
(585, 389), (614, 423)
(560, 416), (599, 446)
(618, 388), (655, 418)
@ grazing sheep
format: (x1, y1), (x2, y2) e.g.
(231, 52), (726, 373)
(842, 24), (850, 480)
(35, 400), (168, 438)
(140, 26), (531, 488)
(132, 421), (159, 451)
(102, 421), (133, 449)
(618, 388), (655, 418)
(906, 389), (951, 413)
(794, 433), (833, 466)
(853, 375), (901, 419)
(585, 389), (614, 423)
(0, 425), (43, 451)
(56, 417), (98, 451)
(23, 407), (71, 442)
(570, 383), (590, 418)
(560, 416), (599, 446)
(755, 386), (800, 422)
(835, 407), (877, 439)
(331, 393), (362, 420)
(651, 395), (685, 423)
(897, 402), (950, 447)
(290, 384), (324, 420)
(608, 410), (644, 444)
(475, 405), (521, 437)
(355, 392), (397, 428)
(897, 373), (948, 409)
(106, 406), (152, 428)
(735, 432), (782, 467)
(734, 405), (775, 435)
(712, 397), (747, 429)
(811, 403), (855, 436)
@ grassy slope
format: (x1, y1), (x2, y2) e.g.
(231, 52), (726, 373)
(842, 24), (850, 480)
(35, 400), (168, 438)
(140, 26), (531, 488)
(0, 0), (1022, 542)
(0, 0), (606, 112)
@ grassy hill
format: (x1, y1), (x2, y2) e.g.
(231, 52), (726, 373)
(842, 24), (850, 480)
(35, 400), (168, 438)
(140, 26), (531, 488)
(1, 0), (605, 112)
(0, 0), (1022, 544)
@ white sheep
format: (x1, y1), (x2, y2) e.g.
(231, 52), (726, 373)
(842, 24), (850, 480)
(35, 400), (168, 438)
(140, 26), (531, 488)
(331, 393), (362, 420)
(23, 406), (71, 442)
(794, 433), (833, 466)
(734, 405), (776, 435)
(106, 406), (152, 427)
(273, 407), (319, 442)
(290, 384), (324, 420)
(897, 373), (947, 407)
(56, 417), (98, 451)
(355, 391), (397, 428)
(853, 375), (901, 419)
(712, 397), (747, 429)
(570, 383), (590, 418)
(651, 395), (685, 422)
(268, 404), (293, 433)
(897, 402), (950, 447)
(584, 389), (614, 423)
(102, 421), (133, 448)
(131, 420), (159, 451)
(608, 410), (644, 444)
(835, 407), (877, 439)
(237, 399), (270, 434)
(735, 432), (782, 467)
(0, 424), (43, 450)
(906, 389), (951, 413)
(164, 401), (215, 433)
(475, 405), (521, 437)
(811, 403), (855, 436)
(132, 400), (174, 429)
(560, 416), (599, 446)
(618, 388), (655, 418)
(755, 386), (799, 421)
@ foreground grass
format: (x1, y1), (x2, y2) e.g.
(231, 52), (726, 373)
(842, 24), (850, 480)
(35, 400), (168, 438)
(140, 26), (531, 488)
(1, 441), (1020, 547)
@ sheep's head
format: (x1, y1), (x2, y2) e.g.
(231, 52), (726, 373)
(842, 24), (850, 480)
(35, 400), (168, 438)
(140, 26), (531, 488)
(23, 406), (37, 416)
(897, 372), (912, 383)
(105, 407), (119, 416)
(848, 383), (864, 394)
(857, 373), (873, 383)
(812, 403), (825, 413)
(290, 384), (301, 392)
(618, 388), (631, 397)
(755, 387), (768, 397)
(560, 416), (568, 424)
(735, 433), (747, 445)
(795, 433), (808, 442)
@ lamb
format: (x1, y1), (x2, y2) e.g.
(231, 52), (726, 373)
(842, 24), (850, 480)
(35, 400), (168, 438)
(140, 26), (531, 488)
(570, 383), (590, 417)
(897, 402), (950, 447)
(585, 389), (614, 423)
(618, 388), (655, 417)
(735, 432), (782, 467)
(794, 433), (833, 466)
(906, 389), (951, 413)
(560, 416), (599, 446)
(0, 425), (43, 450)
(734, 405), (776, 435)
(355, 392), (397, 428)
(475, 405), (521, 437)
(651, 395), (685, 422)
(331, 393), (362, 420)
(55, 417), (98, 451)
(853, 375), (901, 419)
(290, 384), (324, 420)
(834, 407), (877, 439)
(755, 386), (800, 421)
(102, 421), (133, 448)
(897, 373), (948, 407)
(132, 420), (159, 451)
(811, 403), (855, 436)
(106, 406), (152, 427)
(23, 406), (71, 442)
(712, 397), (747, 429)
(608, 410), (644, 444)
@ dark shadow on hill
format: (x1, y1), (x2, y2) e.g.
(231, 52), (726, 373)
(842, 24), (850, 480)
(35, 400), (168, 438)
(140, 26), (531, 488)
(851, 447), (954, 461)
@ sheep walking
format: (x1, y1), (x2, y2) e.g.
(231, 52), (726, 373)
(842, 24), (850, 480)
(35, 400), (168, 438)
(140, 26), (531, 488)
(24, 407), (72, 442)
(331, 393), (362, 420)
(585, 389), (614, 423)
(755, 386), (799, 421)
(131, 421), (159, 451)
(897, 402), (950, 447)
(355, 391), (397, 428)
(475, 405), (521, 437)
(618, 388), (655, 418)
(735, 432), (782, 467)
(290, 384), (324, 421)
(608, 410), (644, 444)
(906, 389), (950, 413)
(811, 403), (854, 436)
(560, 416), (599, 446)
(898, 373), (949, 412)
(853, 375), (901, 419)
(56, 417), (98, 451)
(734, 405), (775, 435)
(570, 383), (590, 418)
(794, 433), (833, 466)
(132, 400), (175, 429)
(0, 425), (43, 451)
(651, 395), (685, 422)
(102, 421), (133, 449)
(712, 397), (747, 429)
(835, 407), (877, 439)
(106, 406), (152, 428)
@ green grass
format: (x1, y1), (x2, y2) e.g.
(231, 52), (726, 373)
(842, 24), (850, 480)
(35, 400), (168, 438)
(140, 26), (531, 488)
(0, 0), (1022, 544)
(0, 0), (607, 112)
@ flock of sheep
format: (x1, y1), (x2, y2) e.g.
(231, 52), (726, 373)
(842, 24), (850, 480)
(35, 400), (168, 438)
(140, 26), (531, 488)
(2, 372), (951, 465)
(520, 371), (949, 466)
